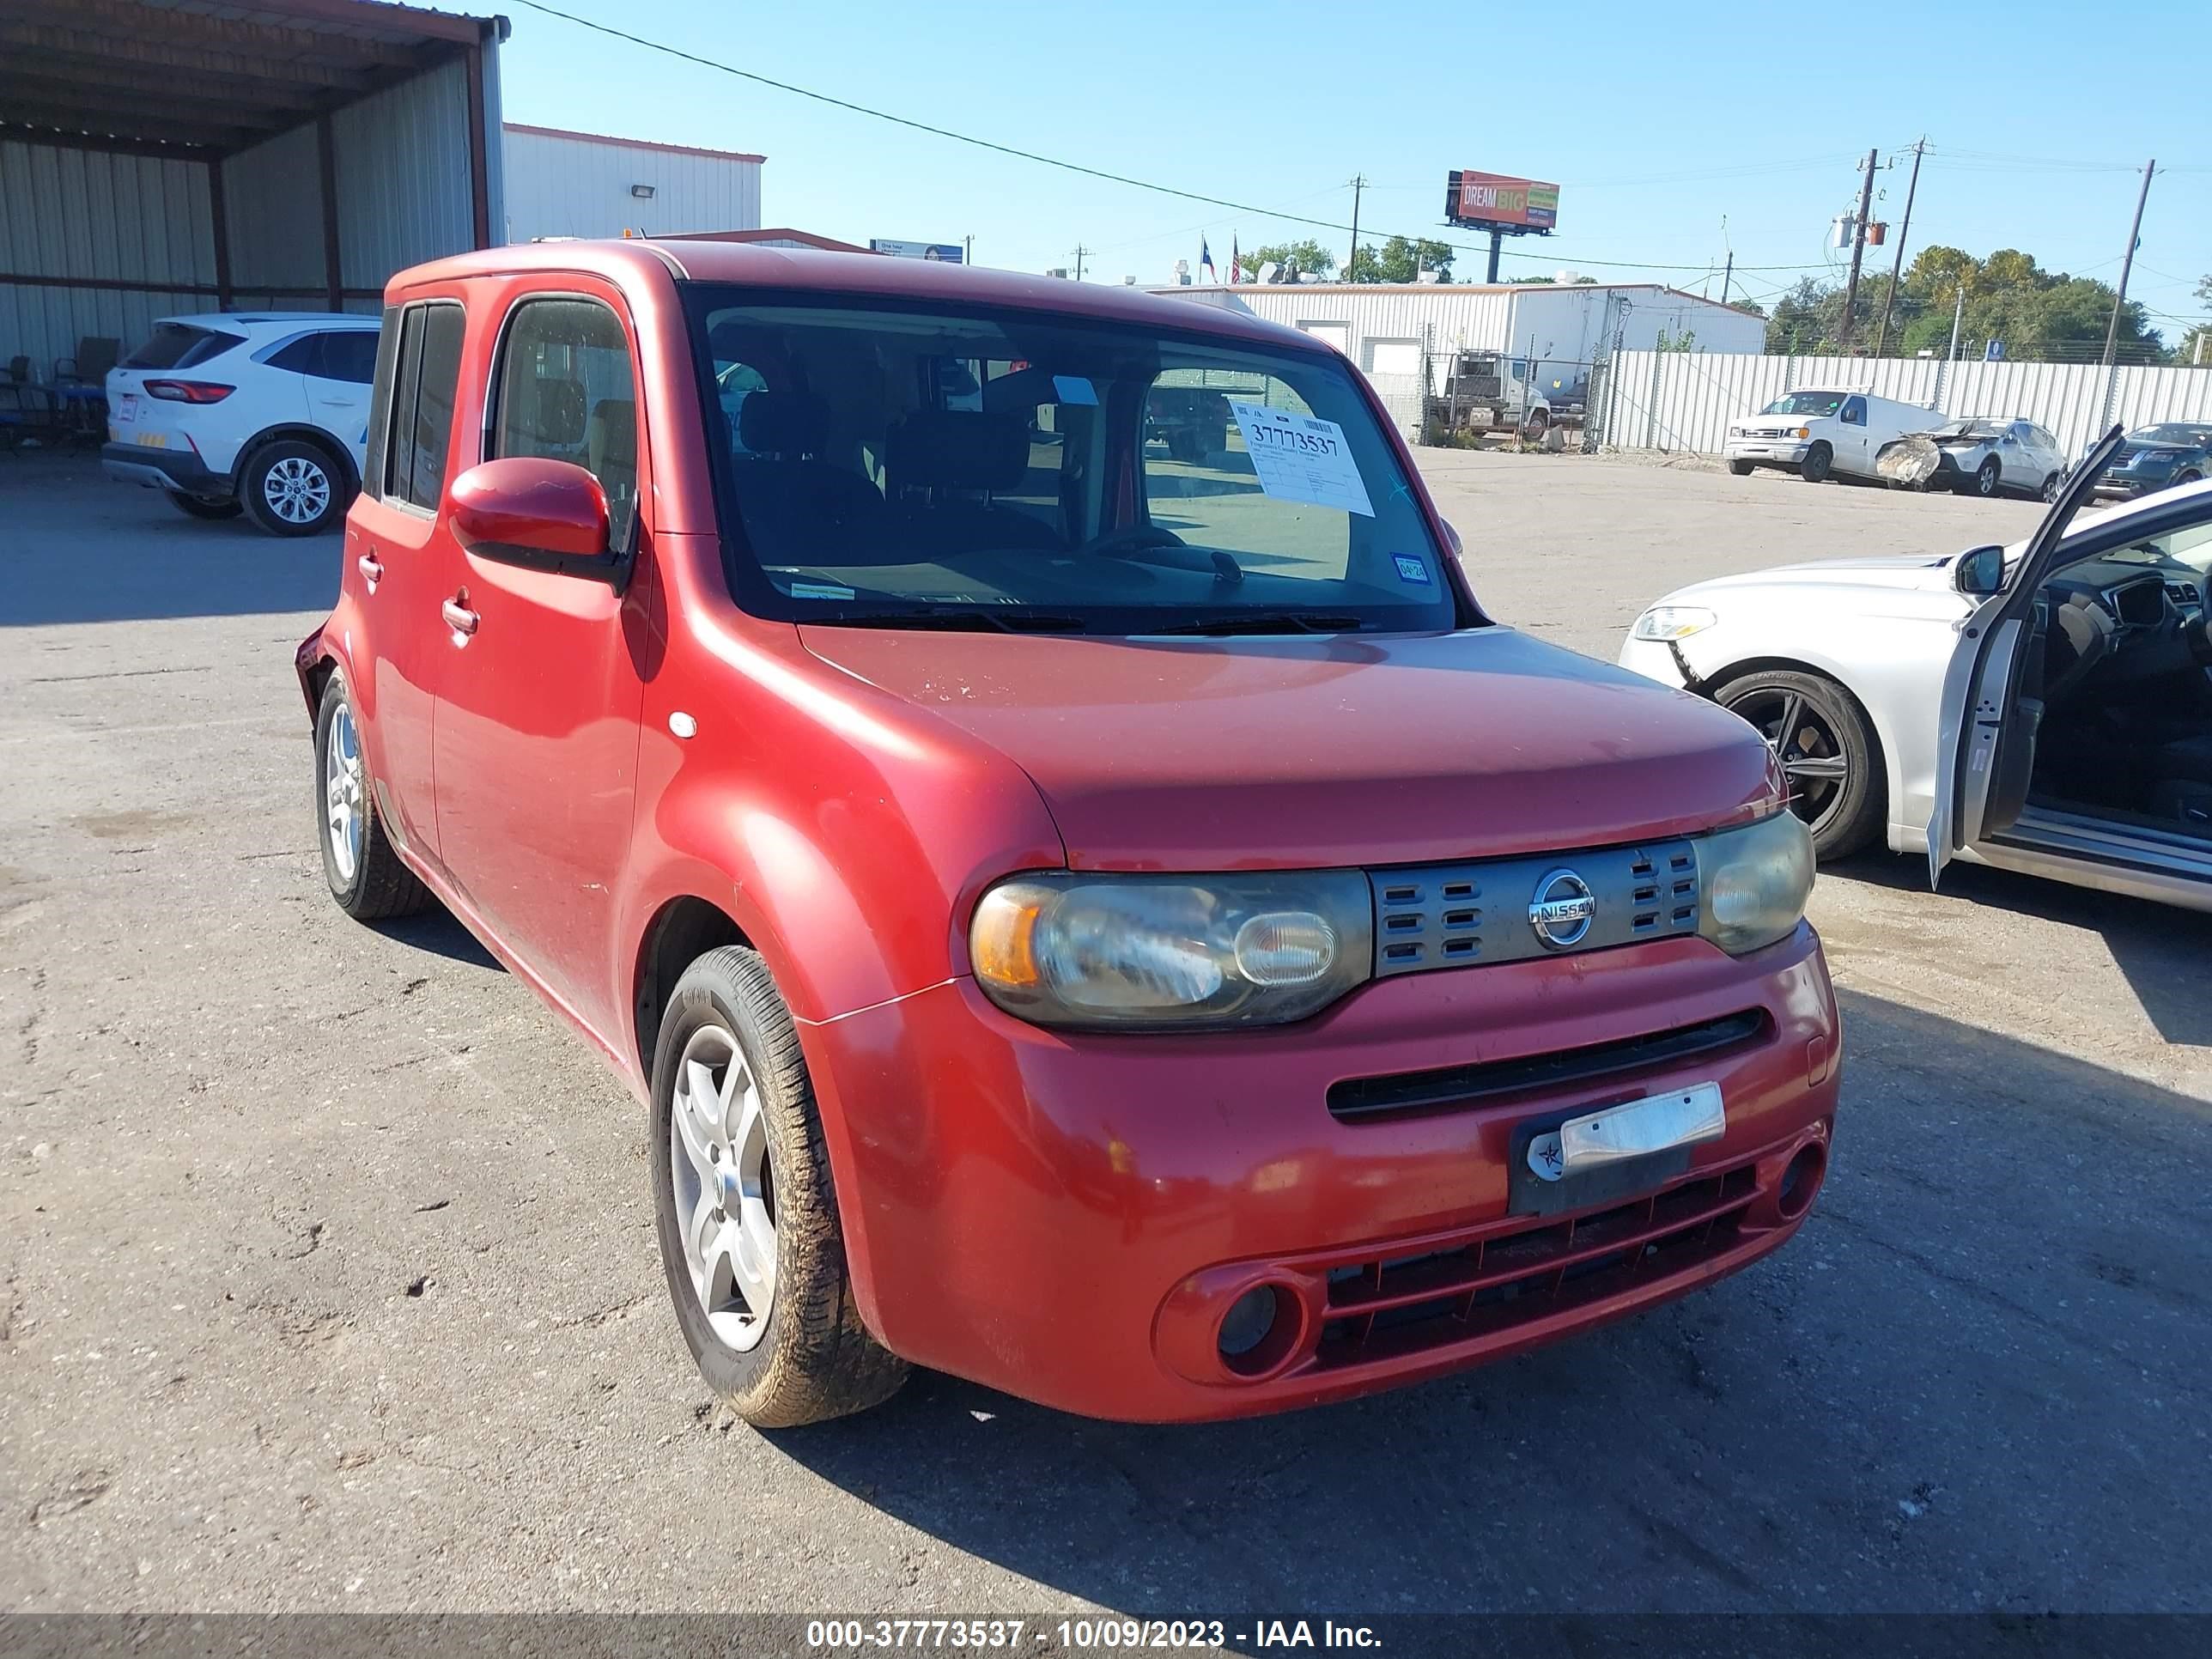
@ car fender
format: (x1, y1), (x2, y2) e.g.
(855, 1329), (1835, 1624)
(239, 422), (362, 492)
(1671, 617), (1937, 854)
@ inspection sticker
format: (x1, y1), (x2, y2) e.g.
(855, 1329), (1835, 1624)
(787, 580), (855, 600)
(1051, 374), (1099, 405)
(1229, 403), (1374, 518)
(1393, 554), (1432, 585)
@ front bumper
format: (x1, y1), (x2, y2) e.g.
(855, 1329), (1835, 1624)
(801, 925), (1840, 1421)
(1724, 438), (1809, 466)
(100, 439), (225, 497)
(2094, 467), (2178, 499)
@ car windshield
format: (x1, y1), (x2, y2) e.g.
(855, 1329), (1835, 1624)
(1761, 392), (1847, 417)
(2129, 424), (2212, 447)
(1932, 420), (2002, 441)
(686, 289), (1462, 633)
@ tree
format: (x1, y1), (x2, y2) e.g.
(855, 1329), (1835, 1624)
(1348, 235), (1455, 283)
(1768, 246), (2166, 362)
(1246, 240), (1335, 280)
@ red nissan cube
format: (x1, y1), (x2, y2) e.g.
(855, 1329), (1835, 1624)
(298, 240), (1839, 1425)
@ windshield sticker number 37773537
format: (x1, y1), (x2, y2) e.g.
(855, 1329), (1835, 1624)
(1229, 403), (1376, 518)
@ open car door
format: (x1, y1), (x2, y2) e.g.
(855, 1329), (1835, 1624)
(1928, 425), (2127, 887)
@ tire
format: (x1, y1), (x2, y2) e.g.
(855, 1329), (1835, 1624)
(1713, 668), (1884, 860)
(242, 438), (350, 537)
(1727, 459), (1755, 477)
(313, 673), (431, 921)
(1522, 409), (1549, 442)
(650, 946), (908, 1428)
(1168, 430), (1205, 465)
(1963, 456), (2002, 498)
(168, 492), (242, 520)
(2177, 471), (2204, 490)
(2040, 471), (2064, 503)
(1799, 441), (1832, 483)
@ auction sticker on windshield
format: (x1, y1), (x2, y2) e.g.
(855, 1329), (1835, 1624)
(1230, 403), (1375, 518)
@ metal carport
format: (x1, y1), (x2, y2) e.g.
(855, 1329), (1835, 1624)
(1, 0), (507, 378)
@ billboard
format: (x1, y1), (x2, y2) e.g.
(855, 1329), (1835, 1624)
(1445, 171), (1559, 234)
(870, 239), (964, 262)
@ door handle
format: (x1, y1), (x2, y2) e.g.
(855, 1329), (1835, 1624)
(441, 598), (479, 637)
(357, 554), (384, 590)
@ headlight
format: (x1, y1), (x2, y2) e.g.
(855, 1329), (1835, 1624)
(1634, 605), (1717, 641)
(2144, 449), (2177, 463)
(1694, 811), (1814, 956)
(970, 871), (1372, 1030)
(1794, 427), (1810, 440)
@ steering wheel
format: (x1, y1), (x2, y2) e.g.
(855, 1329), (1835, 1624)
(2043, 591), (2118, 706)
(2185, 609), (2212, 670)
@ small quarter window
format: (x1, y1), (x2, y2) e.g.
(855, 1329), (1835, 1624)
(376, 301), (465, 511)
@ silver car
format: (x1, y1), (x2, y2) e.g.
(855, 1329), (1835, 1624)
(1620, 429), (2212, 913)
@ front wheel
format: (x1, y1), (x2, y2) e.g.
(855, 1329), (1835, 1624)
(1799, 441), (1833, 483)
(1963, 456), (2002, 498)
(1728, 459), (1754, 477)
(651, 947), (908, 1428)
(243, 439), (349, 537)
(1713, 668), (1884, 860)
(1522, 409), (1549, 442)
(2040, 471), (2064, 503)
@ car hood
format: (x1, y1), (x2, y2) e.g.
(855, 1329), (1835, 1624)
(1668, 551), (1965, 603)
(797, 625), (1779, 870)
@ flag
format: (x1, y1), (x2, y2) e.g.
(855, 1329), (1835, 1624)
(1231, 234), (1242, 286)
(1200, 238), (1216, 283)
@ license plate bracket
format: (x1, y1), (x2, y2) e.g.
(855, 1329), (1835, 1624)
(1508, 1082), (1724, 1218)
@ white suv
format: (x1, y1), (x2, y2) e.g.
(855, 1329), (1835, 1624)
(102, 313), (380, 536)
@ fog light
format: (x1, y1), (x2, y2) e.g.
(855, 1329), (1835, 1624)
(1217, 1286), (1279, 1359)
(1777, 1142), (1826, 1219)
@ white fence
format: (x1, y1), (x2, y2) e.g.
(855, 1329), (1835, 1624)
(1600, 350), (2212, 459)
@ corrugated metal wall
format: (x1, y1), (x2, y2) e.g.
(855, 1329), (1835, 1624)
(221, 124), (325, 301)
(1, 140), (216, 377)
(334, 58), (478, 294)
(501, 127), (762, 243)
(1604, 349), (2212, 457)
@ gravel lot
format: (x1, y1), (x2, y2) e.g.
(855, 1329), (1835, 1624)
(3, 447), (2209, 1619)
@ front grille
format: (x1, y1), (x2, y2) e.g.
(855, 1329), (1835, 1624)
(1313, 1160), (1761, 1369)
(1370, 840), (1699, 978)
(1326, 1009), (1770, 1123)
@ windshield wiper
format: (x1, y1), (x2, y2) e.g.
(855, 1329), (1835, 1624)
(1139, 611), (1367, 636)
(806, 605), (1088, 634)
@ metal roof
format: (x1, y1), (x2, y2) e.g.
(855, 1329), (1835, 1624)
(0, 0), (500, 158)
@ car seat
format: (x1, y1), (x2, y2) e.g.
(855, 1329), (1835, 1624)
(885, 410), (1060, 556)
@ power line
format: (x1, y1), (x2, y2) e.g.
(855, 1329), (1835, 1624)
(502, 0), (1841, 277)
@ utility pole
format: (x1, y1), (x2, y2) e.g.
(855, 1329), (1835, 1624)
(1873, 138), (1924, 359)
(963, 234), (973, 266)
(1071, 245), (1090, 283)
(1346, 174), (1365, 281)
(1718, 252), (1734, 307)
(1836, 147), (1878, 356)
(2100, 160), (2154, 371)
(1947, 282), (1966, 364)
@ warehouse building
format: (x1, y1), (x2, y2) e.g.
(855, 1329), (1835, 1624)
(1161, 280), (1765, 437)
(2, 0), (507, 378)
(501, 124), (764, 244)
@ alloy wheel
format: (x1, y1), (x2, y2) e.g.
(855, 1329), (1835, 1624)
(668, 1024), (776, 1352)
(324, 701), (365, 883)
(264, 455), (331, 525)
(1729, 684), (1851, 836)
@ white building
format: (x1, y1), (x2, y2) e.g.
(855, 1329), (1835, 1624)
(1163, 281), (1767, 383)
(502, 123), (763, 243)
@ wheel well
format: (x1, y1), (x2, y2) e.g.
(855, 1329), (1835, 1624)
(633, 896), (750, 1082)
(239, 425), (361, 493)
(1704, 656), (1890, 813)
(301, 653), (337, 720)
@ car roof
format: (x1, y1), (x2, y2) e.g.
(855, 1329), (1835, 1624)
(155, 312), (380, 331)
(393, 239), (1334, 355)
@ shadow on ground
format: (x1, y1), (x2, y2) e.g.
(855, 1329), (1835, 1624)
(3, 451), (340, 626)
(768, 986), (2212, 1614)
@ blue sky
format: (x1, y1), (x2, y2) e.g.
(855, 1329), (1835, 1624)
(497, 0), (2210, 344)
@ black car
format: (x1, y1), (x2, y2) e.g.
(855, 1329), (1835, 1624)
(2092, 422), (2212, 499)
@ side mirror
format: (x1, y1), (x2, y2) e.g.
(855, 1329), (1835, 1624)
(1442, 520), (1464, 560)
(1955, 544), (2005, 597)
(450, 458), (617, 580)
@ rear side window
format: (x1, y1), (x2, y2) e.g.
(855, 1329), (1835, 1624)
(377, 301), (466, 512)
(266, 330), (380, 384)
(488, 297), (639, 547)
(124, 322), (244, 370)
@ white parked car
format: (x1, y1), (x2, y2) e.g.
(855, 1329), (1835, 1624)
(1621, 430), (2212, 914)
(1723, 387), (1932, 485)
(102, 312), (380, 536)
(1878, 416), (2071, 501)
